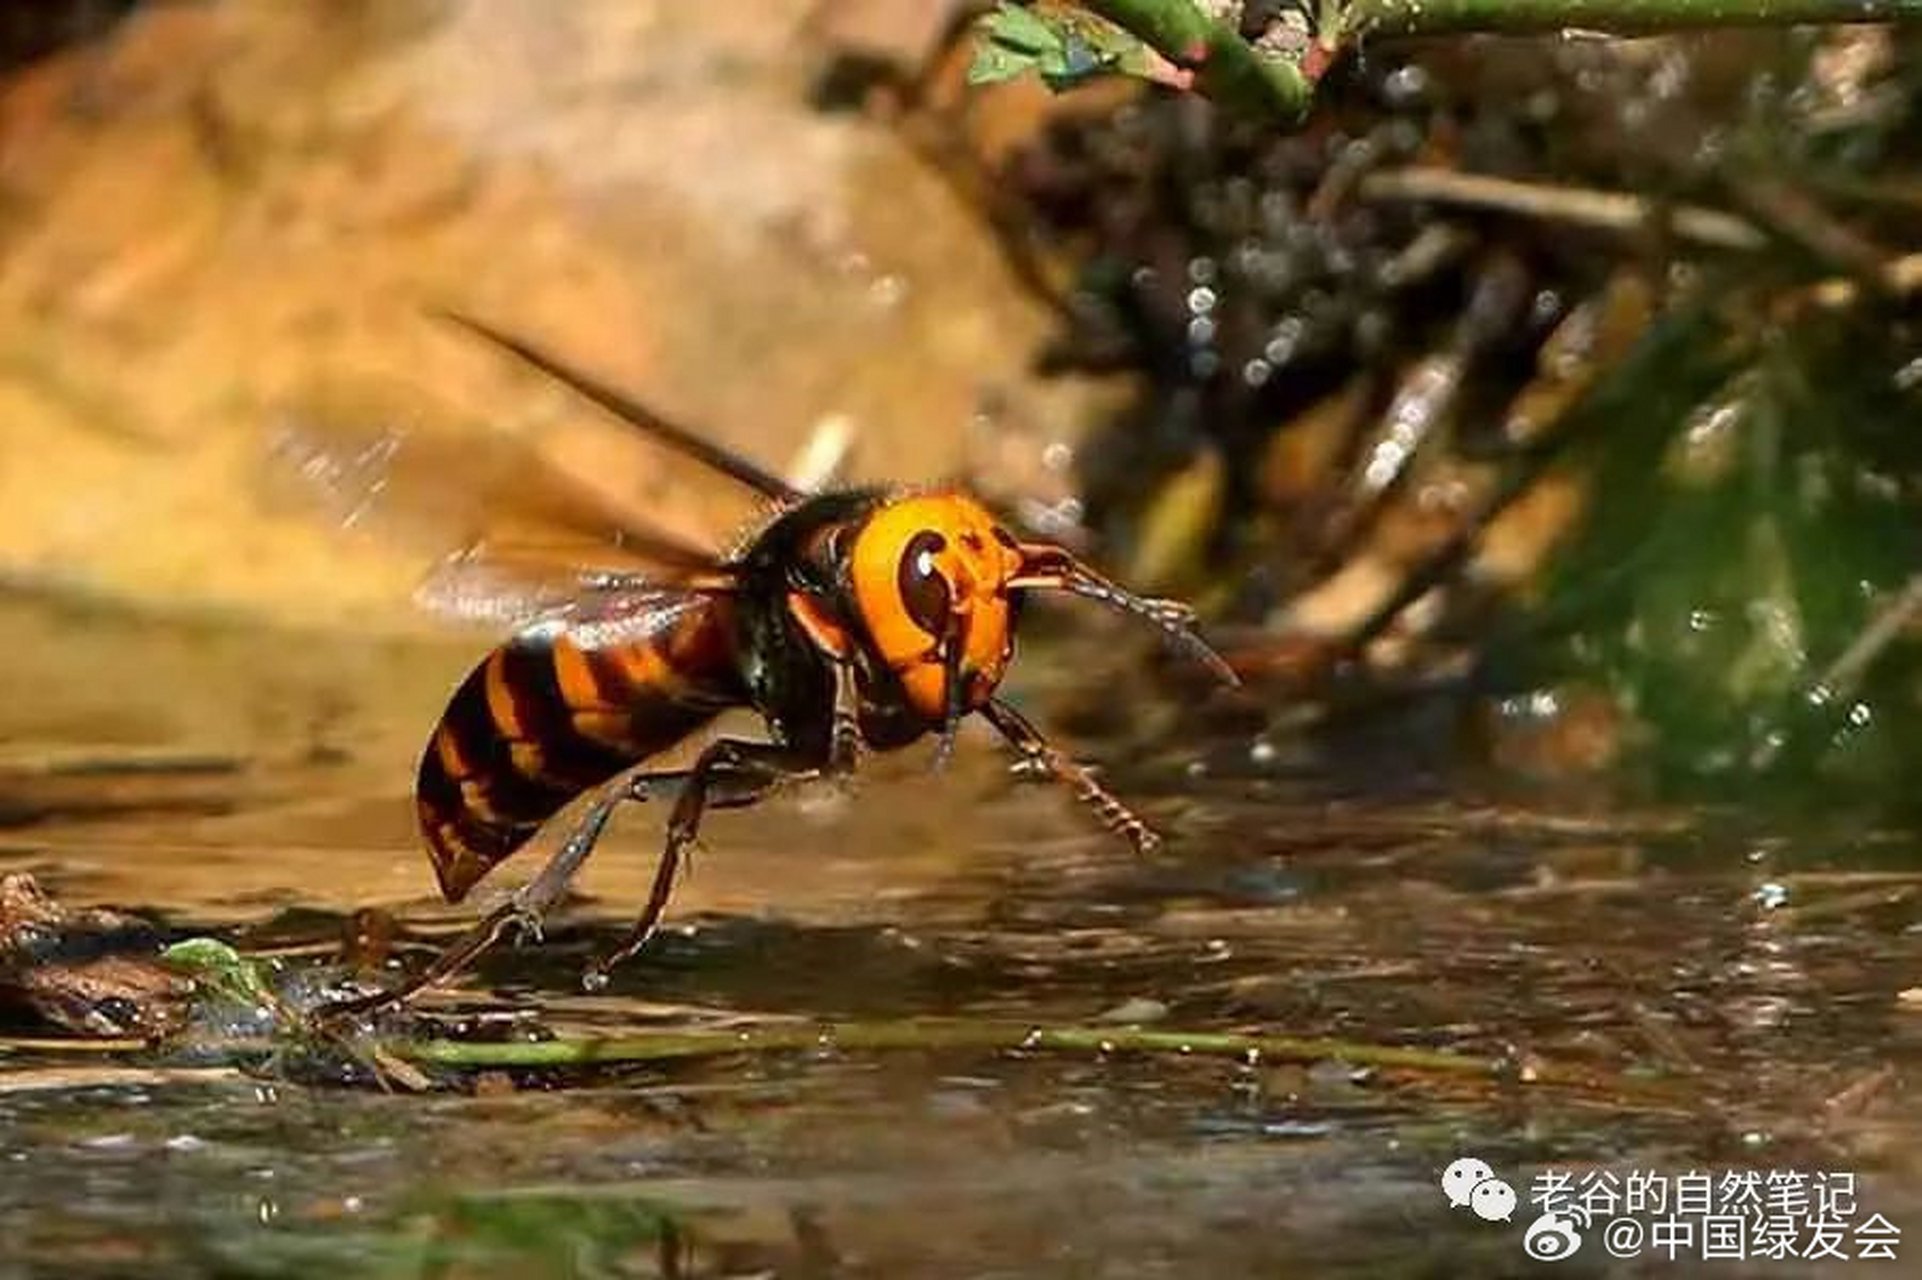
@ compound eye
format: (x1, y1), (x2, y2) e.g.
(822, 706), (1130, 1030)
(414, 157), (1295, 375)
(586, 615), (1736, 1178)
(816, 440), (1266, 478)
(896, 530), (951, 638)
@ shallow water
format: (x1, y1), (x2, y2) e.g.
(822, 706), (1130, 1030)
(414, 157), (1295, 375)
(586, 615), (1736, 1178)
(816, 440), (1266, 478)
(1, 593), (1919, 1278)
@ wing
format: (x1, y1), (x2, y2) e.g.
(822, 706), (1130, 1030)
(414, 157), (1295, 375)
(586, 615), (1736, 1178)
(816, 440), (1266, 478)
(412, 549), (731, 629)
(263, 366), (743, 629)
(439, 311), (805, 504)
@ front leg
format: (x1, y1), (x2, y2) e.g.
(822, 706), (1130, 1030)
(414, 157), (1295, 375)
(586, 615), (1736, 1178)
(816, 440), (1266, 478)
(828, 657), (863, 777)
(784, 588), (865, 778)
(980, 697), (1161, 855)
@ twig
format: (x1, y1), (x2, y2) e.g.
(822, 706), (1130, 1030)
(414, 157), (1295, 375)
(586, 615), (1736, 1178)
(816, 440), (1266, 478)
(0, 1023), (1501, 1077)
(0, 1018), (1684, 1104)
(1810, 574), (1922, 699)
(1731, 173), (1902, 295)
(1081, 1), (1313, 117)
(976, 2), (1922, 117)
(0, 1035), (150, 1055)
(1344, 0), (1922, 36)
(1359, 168), (1766, 251)
(398, 1019), (1502, 1075)
(1356, 169), (1922, 308)
(0, 1065), (244, 1096)
(1806, 251), (1922, 307)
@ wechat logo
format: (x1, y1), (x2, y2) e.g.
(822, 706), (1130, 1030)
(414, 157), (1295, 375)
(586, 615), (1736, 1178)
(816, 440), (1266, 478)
(1441, 1156), (1516, 1223)
(1441, 1155), (1585, 1261)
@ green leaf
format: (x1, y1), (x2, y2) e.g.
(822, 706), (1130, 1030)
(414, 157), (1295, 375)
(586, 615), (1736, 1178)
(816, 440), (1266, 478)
(163, 937), (275, 1006)
(967, 40), (1040, 86)
(1057, 9), (1154, 63)
(980, 2), (1065, 56)
(972, 3), (1162, 93)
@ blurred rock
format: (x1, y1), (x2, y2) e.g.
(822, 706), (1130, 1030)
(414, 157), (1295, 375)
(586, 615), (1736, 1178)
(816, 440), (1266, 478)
(0, 0), (1094, 629)
(0, 872), (184, 1036)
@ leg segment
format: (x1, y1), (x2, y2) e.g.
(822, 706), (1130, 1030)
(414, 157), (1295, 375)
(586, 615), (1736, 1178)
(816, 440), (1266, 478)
(980, 697), (1161, 855)
(827, 658), (863, 776)
(318, 764), (694, 1020)
(583, 738), (820, 985)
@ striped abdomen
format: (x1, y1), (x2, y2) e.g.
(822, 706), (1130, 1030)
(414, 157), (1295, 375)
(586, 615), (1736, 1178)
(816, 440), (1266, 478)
(415, 595), (745, 902)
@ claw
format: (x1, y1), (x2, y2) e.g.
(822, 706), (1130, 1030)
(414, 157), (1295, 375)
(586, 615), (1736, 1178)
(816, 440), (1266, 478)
(503, 901), (547, 946)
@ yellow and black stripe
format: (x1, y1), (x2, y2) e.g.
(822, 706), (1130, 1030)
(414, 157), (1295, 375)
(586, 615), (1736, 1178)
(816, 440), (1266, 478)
(415, 598), (744, 902)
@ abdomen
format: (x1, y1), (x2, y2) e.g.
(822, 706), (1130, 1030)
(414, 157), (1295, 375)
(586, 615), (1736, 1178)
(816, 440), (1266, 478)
(414, 596), (744, 902)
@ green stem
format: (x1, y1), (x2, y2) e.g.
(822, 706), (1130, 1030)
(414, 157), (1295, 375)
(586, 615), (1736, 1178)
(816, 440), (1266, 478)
(1082, 1), (1314, 119)
(1344, 0), (1922, 37)
(3, 1020), (1681, 1103)
(400, 1019), (1499, 1078)
(1029, 0), (1922, 118)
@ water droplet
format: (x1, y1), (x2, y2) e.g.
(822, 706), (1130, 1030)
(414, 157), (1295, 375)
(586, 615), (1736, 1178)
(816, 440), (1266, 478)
(867, 274), (907, 311)
(1264, 318), (1303, 364)
(580, 969), (609, 994)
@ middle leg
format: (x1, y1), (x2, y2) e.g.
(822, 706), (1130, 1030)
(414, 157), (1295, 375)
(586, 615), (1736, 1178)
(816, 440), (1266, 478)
(316, 768), (673, 1019)
(583, 737), (821, 986)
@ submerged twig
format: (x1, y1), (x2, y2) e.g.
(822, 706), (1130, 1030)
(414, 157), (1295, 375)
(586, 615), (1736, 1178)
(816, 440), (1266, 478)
(0, 1035), (150, 1055)
(1806, 251), (1922, 307)
(1, 1018), (1575, 1085)
(1359, 168), (1766, 251)
(400, 1020), (1504, 1076)
(0, 1065), (244, 1096)
(1810, 574), (1922, 701)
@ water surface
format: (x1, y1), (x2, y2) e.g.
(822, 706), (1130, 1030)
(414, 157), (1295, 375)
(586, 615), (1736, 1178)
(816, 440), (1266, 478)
(1, 594), (1917, 1278)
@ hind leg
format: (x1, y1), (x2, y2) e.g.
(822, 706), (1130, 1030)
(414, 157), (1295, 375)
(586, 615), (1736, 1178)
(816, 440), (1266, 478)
(318, 767), (691, 1019)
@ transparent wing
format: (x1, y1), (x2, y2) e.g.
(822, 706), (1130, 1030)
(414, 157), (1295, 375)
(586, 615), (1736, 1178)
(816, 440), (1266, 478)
(536, 584), (720, 653)
(262, 362), (757, 628)
(413, 547), (730, 630)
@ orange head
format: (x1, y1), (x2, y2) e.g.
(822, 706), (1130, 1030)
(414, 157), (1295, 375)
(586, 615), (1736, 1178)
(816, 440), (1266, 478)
(849, 493), (1025, 724)
(844, 492), (1237, 748)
